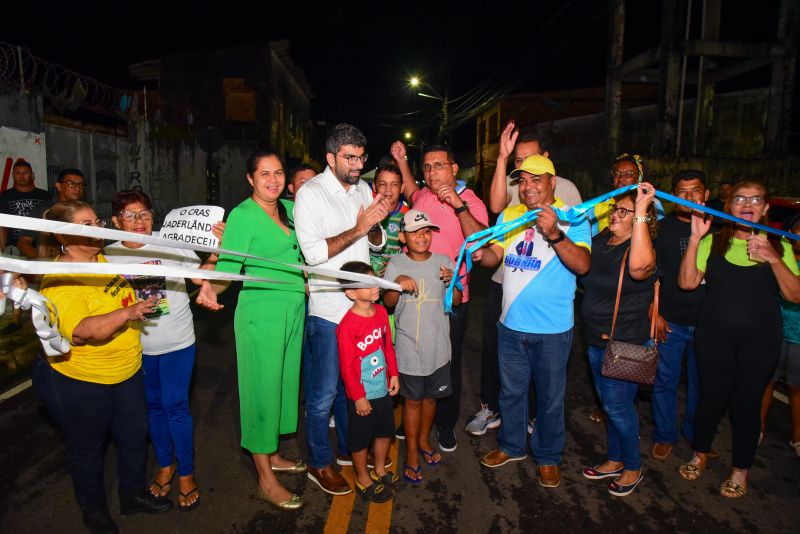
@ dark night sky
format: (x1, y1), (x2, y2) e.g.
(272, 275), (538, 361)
(3, 0), (779, 155)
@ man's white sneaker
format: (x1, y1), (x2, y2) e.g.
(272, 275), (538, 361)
(464, 404), (501, 436)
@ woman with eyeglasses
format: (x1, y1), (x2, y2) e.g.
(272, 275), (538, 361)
(104, 190), (215, 512)
(678, 180), (800, 498)
(32, 201), (173, 533)
(579, 184), (659, 497)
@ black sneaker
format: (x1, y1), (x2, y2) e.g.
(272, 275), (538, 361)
(438, 427), (457, 452)
(119, 491), (174, 515)
(356, 481), (393, 503)
(82, 508), (119, 534)
(395, 424), (405, 440)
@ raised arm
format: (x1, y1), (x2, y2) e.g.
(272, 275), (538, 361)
(489, 121), (518, 214)
(678, 210), (711, 290)
(628, 183), (657, 280)
(391, 141), (419, 198)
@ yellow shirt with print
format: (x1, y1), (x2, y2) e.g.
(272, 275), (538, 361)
(40, 254), (143, 385)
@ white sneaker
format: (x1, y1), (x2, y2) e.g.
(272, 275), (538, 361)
(464, 403), (501, 436)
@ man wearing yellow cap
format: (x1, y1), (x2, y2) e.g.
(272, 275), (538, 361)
(475, 154), (591, 489)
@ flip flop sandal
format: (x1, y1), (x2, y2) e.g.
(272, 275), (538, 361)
(720, 479), (747, 498)
(179, 487), (201, 512)
(149, 467), (175, 497)
(420, 449), (441, 466)
(402, 464), (423, 484)
(678, 463), (705, 481)
(589, 410), (605, 424)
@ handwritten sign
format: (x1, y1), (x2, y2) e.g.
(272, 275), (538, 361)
(160, 205), (225, 248)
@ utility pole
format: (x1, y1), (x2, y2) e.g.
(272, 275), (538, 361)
(437, 92), (450, 145)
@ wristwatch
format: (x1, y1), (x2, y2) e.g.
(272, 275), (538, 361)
(545, 230), (565, 247)
(454, 202), (469, 215)
(632, 215), (651, 223)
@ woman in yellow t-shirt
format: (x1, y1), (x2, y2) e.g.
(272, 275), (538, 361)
(31, 201), (172, 533)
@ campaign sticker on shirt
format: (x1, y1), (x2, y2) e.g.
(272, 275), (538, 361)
(160, 205), (225, 248)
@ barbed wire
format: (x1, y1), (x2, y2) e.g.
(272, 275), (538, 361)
(0, 43), (132, 117)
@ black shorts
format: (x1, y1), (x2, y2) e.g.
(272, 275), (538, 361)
(346, 394), (395, 452)
(399, 363), (452, 400)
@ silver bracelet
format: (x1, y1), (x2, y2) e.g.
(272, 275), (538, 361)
(632, 215), (651, 223)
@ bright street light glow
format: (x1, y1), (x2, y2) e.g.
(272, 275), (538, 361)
(404, 131), (412, 140)
(409, 76), (420, 87)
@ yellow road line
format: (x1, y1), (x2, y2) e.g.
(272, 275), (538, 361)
(364, 405), (402, 533)
(324, 465), (356, 534)
(323, 403), (403, 534)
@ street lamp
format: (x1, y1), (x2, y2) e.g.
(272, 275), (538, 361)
(404, 131), (413, 140)
(408, 76), (449, 144)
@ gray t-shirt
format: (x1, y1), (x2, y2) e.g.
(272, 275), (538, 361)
(384, 253), (452, 376)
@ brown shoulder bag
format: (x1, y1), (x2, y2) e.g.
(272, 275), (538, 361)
(600, 248), (661, 385)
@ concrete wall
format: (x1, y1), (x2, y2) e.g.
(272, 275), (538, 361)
(524, 88), (800, 199)
(0, 91), (44, 132)
(44, 118), (251, 222)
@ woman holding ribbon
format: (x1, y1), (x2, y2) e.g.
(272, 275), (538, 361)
(32, 201), (173, 534)
(678, 180), (800, 498)
(196, 149), (306, 510)
(105, 190), (217, 511)
(579, 184), (659, 497)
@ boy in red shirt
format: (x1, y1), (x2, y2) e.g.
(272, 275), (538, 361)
(336, 261), (400, 502)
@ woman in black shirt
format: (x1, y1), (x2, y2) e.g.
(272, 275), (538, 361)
(580, 184), (658, 497)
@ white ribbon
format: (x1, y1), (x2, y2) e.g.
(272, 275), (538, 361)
(0, 213), (401, 291)
(0, 273), (70, 356)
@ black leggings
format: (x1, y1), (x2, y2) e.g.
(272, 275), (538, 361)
(32, 356), (148, 511)
(693, 328), (778, 468)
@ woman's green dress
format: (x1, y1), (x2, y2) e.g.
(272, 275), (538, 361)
(216, 198), (306, 453)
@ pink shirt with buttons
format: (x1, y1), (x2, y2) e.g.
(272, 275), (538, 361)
(410, 187), (489, 304)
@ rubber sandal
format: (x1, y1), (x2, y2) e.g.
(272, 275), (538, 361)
(149, 466), (175, 497)
(720, 479), (747, 498)
(179, 487), (200, 512)
(356, 481), (393, 503)
(371, 470), (405, 492)
(402, 464), (423, 484)
(589, 409), (605, 424)
(678, 463), (705, 481)
(420, 449), (441, 466)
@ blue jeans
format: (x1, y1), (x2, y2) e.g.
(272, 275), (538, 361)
(587, 344), (642, 471)
(142, 344), (195, 476)
(497, 323), (572, 464)
(303, 315), (349, 468)
(651, 323), (698, 443)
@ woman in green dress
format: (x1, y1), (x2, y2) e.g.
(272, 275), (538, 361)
(196, 150), (307, 510)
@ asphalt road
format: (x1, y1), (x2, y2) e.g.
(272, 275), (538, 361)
(1, 270), (799, 533)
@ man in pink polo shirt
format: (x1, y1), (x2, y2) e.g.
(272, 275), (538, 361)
(391, 140), (488, 452)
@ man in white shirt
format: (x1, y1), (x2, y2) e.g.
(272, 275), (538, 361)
(294, 124), (391, 495)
